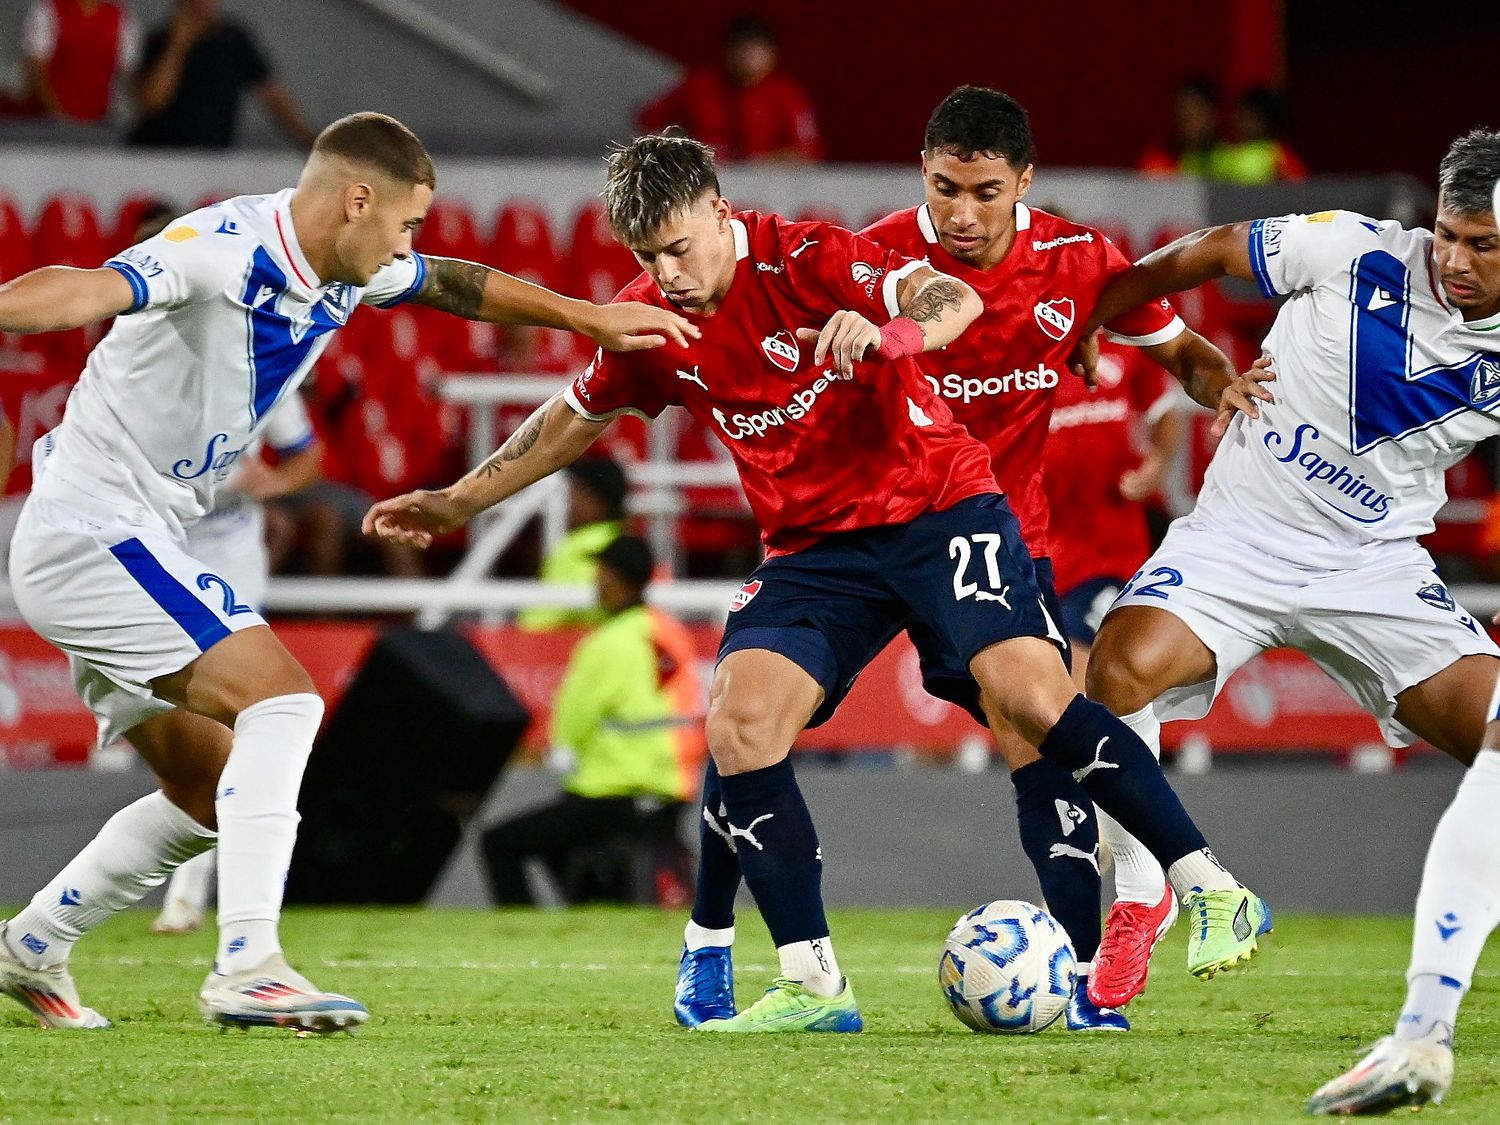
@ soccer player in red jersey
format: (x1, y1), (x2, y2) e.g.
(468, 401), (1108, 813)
(366, 134), (1262, 1033)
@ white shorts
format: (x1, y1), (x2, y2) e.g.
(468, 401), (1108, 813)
(1109, 514), (1500, 746)
(9, 487), (266, 747)
(185, 503), (269, 612)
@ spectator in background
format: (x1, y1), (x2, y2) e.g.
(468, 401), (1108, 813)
(1208, 86), (1308, 184)
(20, 0), (140, 122)
(1137, 76), (1220, 178)
(518, 455), (629, 631)
(639, 15), (823, 163)
(481, 535), (704, 907)
(127, 0), (314, 149)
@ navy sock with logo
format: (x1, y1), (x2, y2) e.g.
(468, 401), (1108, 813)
(1011, 759), (1102, 964)
(1039, 694), (1209, 869)
(691, 758), (743, 931)
(716, 757), (829, 946)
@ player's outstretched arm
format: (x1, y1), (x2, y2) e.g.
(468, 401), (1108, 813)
(409, 255), (700, 353)
(0, 266), (137, 334)
(1085, 222), (1258, 332)
(1141, 327), (1238, 412)
(362, 392), (607, 549)
(797, 267), (980, 377)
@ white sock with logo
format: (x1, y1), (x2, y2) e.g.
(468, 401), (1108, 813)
(1101, 706), (1169, 905)
(685, 921), (735, 952)
(778, 937), (843, 997)
(1396, 748), (1500, 1040)
(6, 791), (214, 968)
(214, 693), (323, 975)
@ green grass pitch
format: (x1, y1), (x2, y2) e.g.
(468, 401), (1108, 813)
(3, 907), (1497, 1122)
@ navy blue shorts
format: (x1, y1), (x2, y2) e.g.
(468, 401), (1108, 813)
(718, 494), (1065, 728)
(1058, 574), (1132, 645)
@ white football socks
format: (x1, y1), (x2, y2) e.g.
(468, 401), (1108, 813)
(684, 921), (734, 952)
(1167, 848), (1238, 896)
(778, 937), (843, 997)
(1099, 706), (1169, 905)
(7, 790), (215, 968)
(163, 851), (216, 912)
(214, 692), (323, 974)
(1396, 748), (1500, 1040)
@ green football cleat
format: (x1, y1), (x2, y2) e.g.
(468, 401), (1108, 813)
(1185, 887), (1272, 980)
(694, 977), (863, 1033)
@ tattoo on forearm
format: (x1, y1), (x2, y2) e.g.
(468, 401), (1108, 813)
(901, 279), (964, 324)
(413, 256), (489, 319)
(476, 397), (553, 478)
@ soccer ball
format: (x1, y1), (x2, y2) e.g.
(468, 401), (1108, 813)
(938, 899), (1077, 1034)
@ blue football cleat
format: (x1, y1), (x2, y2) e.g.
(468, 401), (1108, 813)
(1066, 977), (1130, 1031)
(674, 944), (736, 1027)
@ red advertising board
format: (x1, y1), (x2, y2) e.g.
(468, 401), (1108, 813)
(0, 619), (1420, 769)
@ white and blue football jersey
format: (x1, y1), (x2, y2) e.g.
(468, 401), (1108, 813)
(1195, 209), (1500, 568)
(36, 188), (425, 537)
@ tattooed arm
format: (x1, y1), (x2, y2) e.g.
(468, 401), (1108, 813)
(408, 255), (700, 353)
(361, 393), (608, 548)
(797, 265), (981, 377)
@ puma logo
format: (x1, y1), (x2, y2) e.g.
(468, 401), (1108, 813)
(790, 239), (818, 258)
(1073, 737), (1120, 782)
(702, 803), (737, 852)
(726, 813), (775, 852)
(1048, 842), (1101, 874)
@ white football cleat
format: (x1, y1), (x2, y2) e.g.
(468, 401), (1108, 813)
(1306, 1022), (1454, 1115)
(0, 921), (110, 1029)
(199, 954), (368, 1035)
(151, 898), (205, 935)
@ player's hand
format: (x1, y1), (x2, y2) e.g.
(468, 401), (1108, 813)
(362, 488), (473, 549)
(1119, 452), (1168, 503)
(1212, 353), (1278, 439)
(579, 302), (699, 352)
(1069, 329), (1101, 388)
(797, 311), (881, 379)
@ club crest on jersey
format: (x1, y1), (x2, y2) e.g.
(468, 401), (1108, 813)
(321, 283), (351, 324)
(1416, 582), (1456, 613)
(730, 579), (762, 612)
(1470, 356), (1500, 406)
(1034, 298), (1075, 341)
(762, 330), (800, 372)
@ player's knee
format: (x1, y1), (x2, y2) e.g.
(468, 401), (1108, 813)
(706, 692), (785, 774)
(1085, 634), (1159, 716)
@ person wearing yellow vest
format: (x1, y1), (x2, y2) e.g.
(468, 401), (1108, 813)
(516, 455), (627, 632)
(481, 535), (706, 905)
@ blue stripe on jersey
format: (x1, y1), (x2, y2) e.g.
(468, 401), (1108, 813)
(1247, 219), (1276, 299)
(240, 247), (342, 423)
(108, 537), (232, 652)
(372, 252), (429, 308)
(105, 261), (149, 313)
(1347, 249), (1500, 453)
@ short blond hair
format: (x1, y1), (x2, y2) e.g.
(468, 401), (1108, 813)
(314, 112), (436, 188)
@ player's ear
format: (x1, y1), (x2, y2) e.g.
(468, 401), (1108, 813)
(712, 195), (732, 226)
(343, 181), (374, 222)
(1015, 164), (1035, 201)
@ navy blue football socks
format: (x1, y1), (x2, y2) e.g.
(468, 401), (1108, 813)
(716, 756), (829, 946)
(1039, 694), (1209, 868)
(1011, 759), (1102, 963)
(691, 759), (742, 931)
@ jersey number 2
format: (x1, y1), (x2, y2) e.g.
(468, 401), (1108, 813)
(197, 573), (255, 617)
(1122, 566), (1183, 600)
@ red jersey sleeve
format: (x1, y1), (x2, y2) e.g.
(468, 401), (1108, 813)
(564, 346), (676, 423)
(792, 223), (929, 323)
(1097, 237), (1184, 346)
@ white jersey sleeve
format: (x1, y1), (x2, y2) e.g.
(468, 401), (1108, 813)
(358, 253), (429, 308)
(1246, 210), (1392, 298)
(104, 220), (238, 313)
(262, 391), (316, 455)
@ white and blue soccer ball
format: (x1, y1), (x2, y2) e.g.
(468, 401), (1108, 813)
(939, 899), (1077, 1034)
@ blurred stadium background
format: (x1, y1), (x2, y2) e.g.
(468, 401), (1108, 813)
(1, 0), (1498, 915)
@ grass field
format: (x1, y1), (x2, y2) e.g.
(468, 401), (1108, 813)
(2, 907), (1496, 1122)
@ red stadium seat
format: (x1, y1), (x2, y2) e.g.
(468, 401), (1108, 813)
(32, 193), (105, 268)
(564, 202), (642, 363)
(488, 201), (572, 372)
(419, 199), (483, 262)
(110, 194), (167, 253)
(0, 194), (34, 282)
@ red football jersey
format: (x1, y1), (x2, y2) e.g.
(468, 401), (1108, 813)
(860, 204), (1182, 559)
(1043, 342), (1179, 593)
(565, 212), (996, 555)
